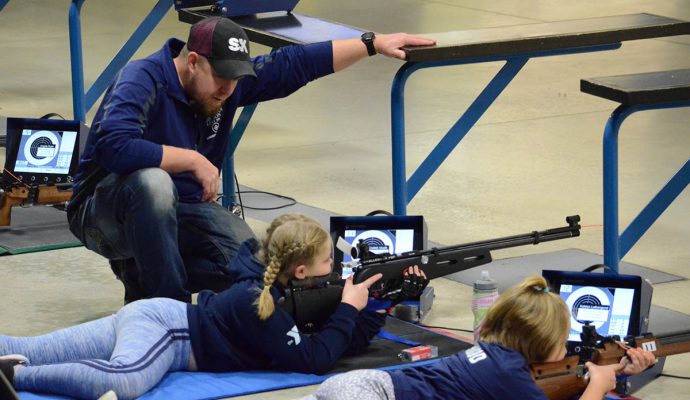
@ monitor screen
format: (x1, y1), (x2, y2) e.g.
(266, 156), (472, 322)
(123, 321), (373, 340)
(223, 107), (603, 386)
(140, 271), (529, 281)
(557, 283), (635, 342)
(542, 270), (643, 344)
(330, 215), (426, 278)
(13, 129), (78, 175)
(3, 118), (81, 186)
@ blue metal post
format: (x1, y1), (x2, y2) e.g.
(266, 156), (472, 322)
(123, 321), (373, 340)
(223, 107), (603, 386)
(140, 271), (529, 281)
(222, 103), (258, 208)
(69, 0), (86, 122)
(83, 0), (172, 112)
(391, 62), (416, 215)
(69, 0), (173, 122)
(603, 101), (690, 272)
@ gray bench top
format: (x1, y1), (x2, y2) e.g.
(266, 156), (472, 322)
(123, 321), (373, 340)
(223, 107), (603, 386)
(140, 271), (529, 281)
(581, 69), (690, 106)
(402, 13), (690, 62)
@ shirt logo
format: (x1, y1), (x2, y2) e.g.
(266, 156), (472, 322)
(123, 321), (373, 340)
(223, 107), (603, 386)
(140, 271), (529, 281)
(286, 325), (301, 346)
(466, 345), (487, 364)
(228, 38), (248, 53)
(206, 108), (223, 139)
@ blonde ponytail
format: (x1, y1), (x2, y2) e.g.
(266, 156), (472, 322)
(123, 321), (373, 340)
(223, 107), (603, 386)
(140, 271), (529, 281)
(256, 255), (282, 320)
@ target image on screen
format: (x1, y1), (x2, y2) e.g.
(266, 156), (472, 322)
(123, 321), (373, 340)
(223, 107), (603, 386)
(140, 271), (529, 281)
(13, 129), (77, 175)
(558, 284), (635, 342)
(342, 228), (415, 263)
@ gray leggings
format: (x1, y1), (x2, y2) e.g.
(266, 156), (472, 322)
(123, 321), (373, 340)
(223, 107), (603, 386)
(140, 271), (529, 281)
(304, 369), (396, 400)
(0, 298), (191, 400)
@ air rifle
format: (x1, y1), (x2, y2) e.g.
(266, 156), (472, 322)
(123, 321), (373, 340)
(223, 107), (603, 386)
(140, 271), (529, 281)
(0, 184), (72, 227)
(280, 215), (581, 332)
(355, 215), (581, 297)
(530, 323), (690, 400)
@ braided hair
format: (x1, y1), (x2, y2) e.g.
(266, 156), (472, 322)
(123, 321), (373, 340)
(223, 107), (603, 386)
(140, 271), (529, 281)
(254, 214), (330, 320)
(479, 275), (569, 364)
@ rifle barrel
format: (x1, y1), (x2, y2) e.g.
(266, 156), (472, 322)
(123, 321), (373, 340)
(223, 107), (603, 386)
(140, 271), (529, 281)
(364, 215), (580, 265)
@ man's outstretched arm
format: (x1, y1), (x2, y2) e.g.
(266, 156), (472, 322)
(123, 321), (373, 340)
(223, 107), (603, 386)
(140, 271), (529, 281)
(332, 33), (436, 72)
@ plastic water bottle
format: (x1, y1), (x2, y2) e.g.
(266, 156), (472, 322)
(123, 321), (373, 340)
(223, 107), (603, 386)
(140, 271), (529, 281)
(472, 270), (498, 342)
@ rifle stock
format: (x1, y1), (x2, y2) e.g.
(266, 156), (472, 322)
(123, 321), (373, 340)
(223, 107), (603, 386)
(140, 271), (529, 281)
(531, 355), (587, 400)
(531, 332), (690, 400)
(36, 185), (72, 204)
(0, 187), (29, 227)
(0, 185), (72, 227)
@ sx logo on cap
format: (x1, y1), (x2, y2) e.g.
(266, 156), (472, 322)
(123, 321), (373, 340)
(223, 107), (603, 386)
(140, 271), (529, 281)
(228, 38), (248, 53)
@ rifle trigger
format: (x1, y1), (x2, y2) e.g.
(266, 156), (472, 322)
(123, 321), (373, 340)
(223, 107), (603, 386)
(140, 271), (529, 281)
(578, 364), (589, 381)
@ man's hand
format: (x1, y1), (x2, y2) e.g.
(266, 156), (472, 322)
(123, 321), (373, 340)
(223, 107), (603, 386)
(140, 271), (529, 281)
(374, 33), (436, 60)
(160, 145), (219, 202)
(332, 34), (436, 71)
(190, 154), (220, 202)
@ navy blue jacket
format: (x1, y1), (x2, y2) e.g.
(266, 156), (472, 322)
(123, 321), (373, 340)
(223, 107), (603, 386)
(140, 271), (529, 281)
(187, 239), (386, 374)
(70, 38), (333, 209)
(389, 342), (548, 399)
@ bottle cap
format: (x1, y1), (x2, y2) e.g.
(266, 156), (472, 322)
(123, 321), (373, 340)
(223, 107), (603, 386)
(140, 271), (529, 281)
(474, 270), (497, 290)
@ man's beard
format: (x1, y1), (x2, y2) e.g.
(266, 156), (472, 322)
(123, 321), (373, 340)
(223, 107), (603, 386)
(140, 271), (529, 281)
(190, 99), (222, 118)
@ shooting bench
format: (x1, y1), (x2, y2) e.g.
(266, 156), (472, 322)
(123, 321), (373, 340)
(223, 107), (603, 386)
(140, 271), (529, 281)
(391, 14), (690, 215)
(580, 69), (690, 273)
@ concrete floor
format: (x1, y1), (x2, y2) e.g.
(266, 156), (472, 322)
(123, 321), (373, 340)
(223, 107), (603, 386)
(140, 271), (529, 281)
(1, 0), (689, 399)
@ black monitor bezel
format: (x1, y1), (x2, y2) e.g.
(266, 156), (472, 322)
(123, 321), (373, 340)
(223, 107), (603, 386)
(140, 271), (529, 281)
(3, 118), (81, 187)
(542, 269), (643, 343)
(329, 215), (425, 275)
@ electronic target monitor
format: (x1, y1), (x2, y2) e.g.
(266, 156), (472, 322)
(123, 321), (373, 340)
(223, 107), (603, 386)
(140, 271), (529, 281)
(330, 215), (427, 278)
(542, 270), (653, 349)
(3, 118), (81, 186)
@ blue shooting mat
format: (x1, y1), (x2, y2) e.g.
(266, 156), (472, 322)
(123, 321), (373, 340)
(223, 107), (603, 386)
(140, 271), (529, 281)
(18, 318), (473, 400)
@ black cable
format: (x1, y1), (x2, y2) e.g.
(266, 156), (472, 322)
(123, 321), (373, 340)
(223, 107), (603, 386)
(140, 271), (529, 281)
(366, 210), (393, 216)
(232, 173), (296, 212)
(420, 324), (474, 334)
(582, 264), (608, 272)
(38, 113), (65, 120)
(659, 373), (690, 380)
(236, 190), (297, 210)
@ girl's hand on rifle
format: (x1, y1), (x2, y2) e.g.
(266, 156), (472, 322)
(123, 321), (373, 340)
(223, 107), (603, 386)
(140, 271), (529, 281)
(618, 347), (657, 375)
(341, 273), (382, 311)
(400, 265), (429, 300)
(385, 265), (430, 305)
(581, 348), (656, 400)
(581, 362), (617, 400)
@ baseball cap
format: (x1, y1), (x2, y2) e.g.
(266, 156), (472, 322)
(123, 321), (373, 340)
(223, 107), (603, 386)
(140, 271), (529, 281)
(186, 17), (257, 80)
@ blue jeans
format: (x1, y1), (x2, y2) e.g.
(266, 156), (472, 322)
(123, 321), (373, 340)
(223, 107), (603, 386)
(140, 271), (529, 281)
(1, 298), (191, 400)
(68, 168), (256, 302)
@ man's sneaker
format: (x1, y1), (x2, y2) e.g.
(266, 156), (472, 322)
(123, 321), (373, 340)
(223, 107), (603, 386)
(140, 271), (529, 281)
(0, 355), (29, 386)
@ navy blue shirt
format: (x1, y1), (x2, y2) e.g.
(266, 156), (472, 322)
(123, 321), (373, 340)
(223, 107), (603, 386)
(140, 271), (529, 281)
(187, 239), (386, 374)
(389, 342), (548, 399)
(70, 38), (334, 208)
